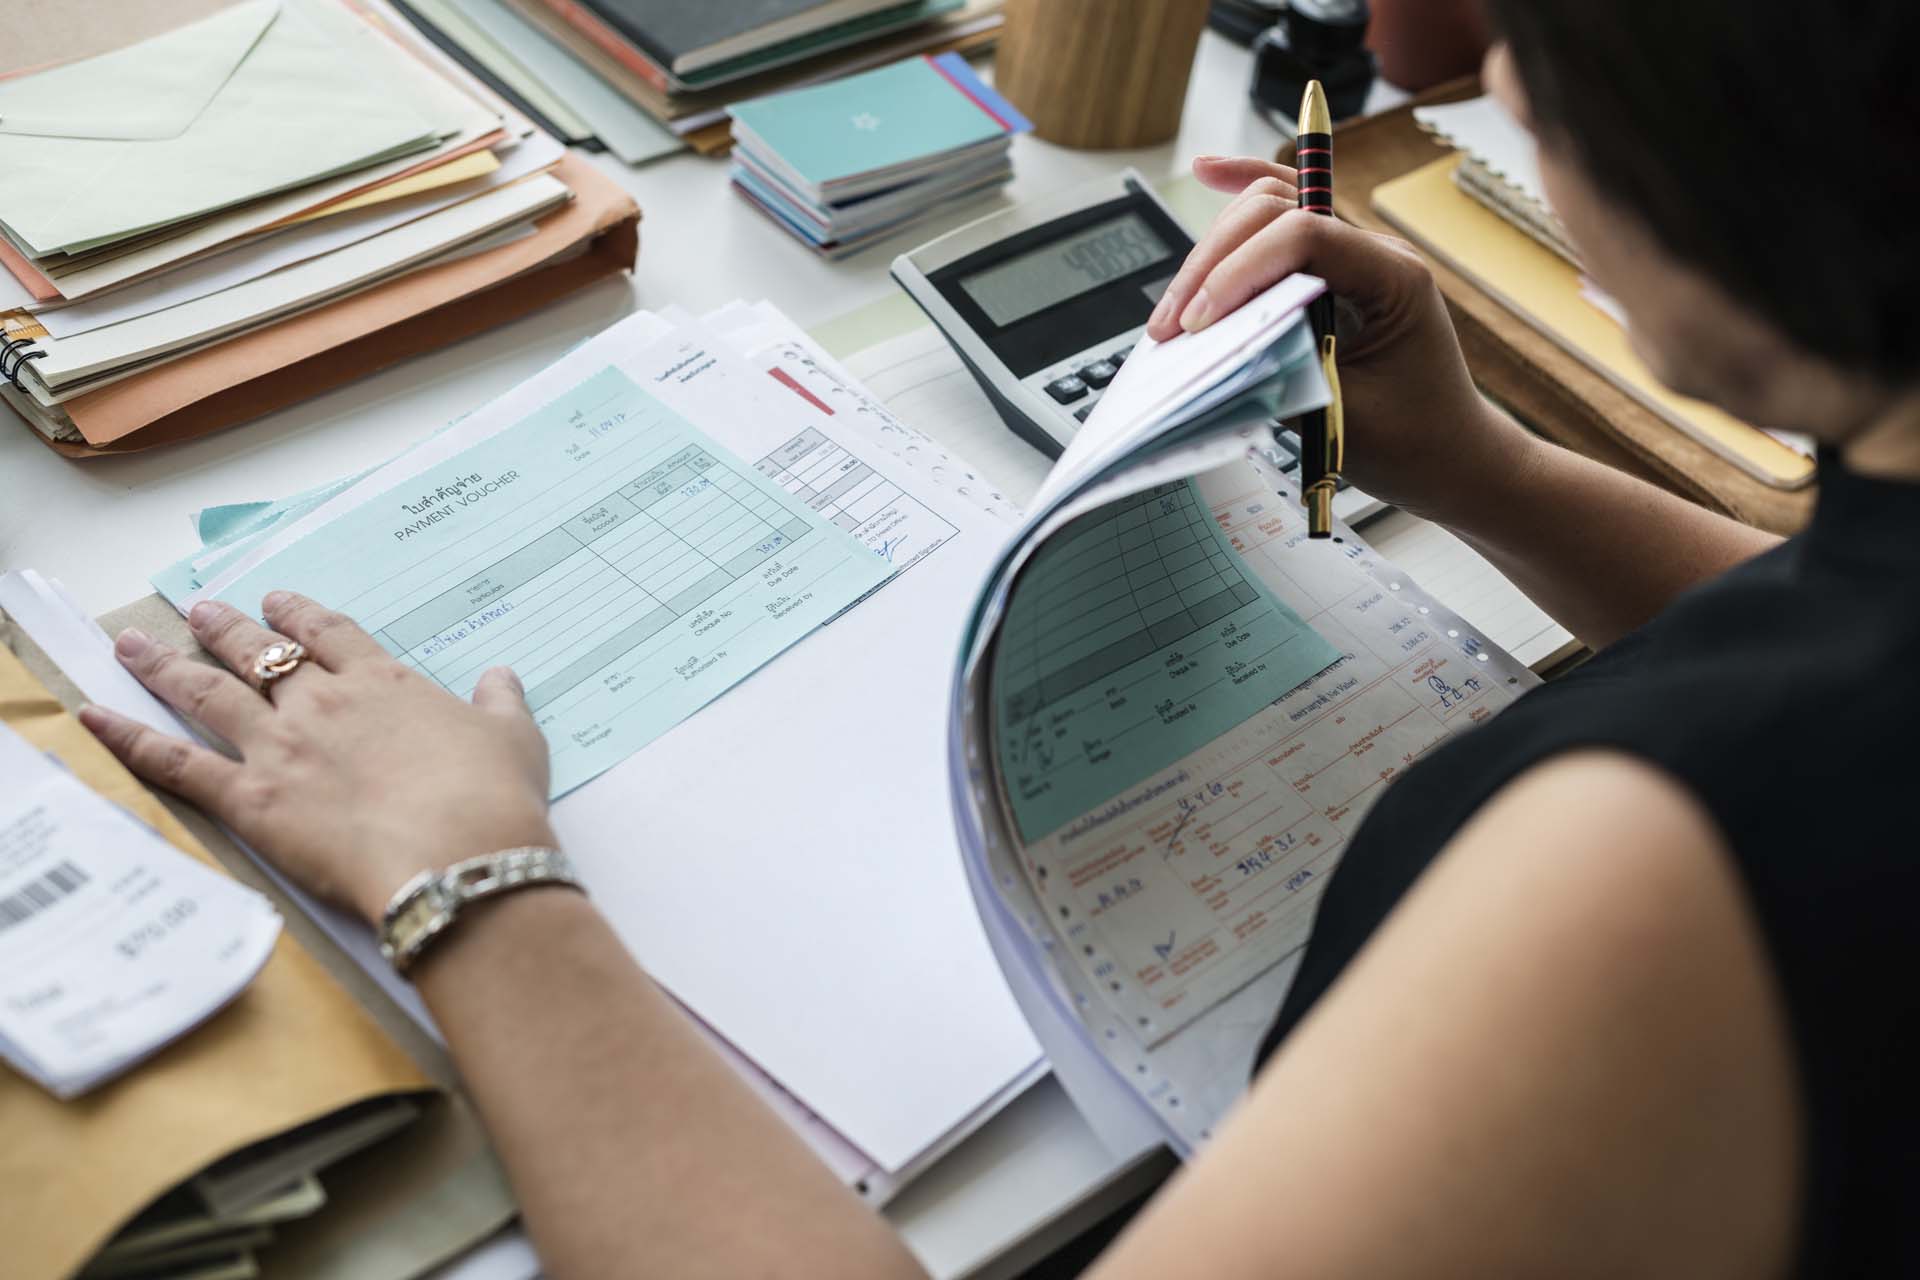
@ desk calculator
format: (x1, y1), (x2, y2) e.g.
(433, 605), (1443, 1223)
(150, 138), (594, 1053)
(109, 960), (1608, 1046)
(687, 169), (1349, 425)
(892, 169), (1380, 523)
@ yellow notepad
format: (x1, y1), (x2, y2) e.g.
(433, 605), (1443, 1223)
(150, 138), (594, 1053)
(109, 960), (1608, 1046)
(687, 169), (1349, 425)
(281, 149), (502, 226)
(1373, 155), (1814, 490)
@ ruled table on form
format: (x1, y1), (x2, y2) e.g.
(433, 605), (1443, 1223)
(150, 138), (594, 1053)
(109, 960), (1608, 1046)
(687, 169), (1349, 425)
(203, 366), (889, 796)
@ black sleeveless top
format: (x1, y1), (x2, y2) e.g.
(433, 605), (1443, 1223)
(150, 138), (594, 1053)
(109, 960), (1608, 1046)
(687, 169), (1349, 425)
(1256, 457), (1920, 1275)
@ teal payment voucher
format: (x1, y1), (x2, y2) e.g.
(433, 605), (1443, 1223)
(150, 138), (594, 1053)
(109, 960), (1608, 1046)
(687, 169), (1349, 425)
(206, 367), (889, 797)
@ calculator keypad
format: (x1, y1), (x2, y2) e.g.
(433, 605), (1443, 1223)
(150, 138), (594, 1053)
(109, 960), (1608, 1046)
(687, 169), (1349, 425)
(1027, 335), (1143, 428)
(1044, 374), (1089, 404)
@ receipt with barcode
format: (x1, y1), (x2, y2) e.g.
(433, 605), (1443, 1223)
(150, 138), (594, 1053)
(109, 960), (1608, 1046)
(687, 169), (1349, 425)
(0, 725), (280, 1099)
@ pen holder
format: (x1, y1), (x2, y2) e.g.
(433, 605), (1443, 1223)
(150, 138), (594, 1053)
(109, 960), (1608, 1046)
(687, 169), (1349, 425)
(994, 0), (1210, 149)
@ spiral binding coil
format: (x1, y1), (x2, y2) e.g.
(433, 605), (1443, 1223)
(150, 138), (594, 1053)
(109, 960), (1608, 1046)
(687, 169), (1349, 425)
(0, 333), (47, 391)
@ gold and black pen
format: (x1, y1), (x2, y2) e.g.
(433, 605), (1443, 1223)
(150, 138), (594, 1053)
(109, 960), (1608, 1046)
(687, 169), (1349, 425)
(1294, 79), (1344, 538)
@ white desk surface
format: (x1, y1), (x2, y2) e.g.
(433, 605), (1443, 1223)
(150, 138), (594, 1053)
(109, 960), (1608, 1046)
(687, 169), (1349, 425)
(0, 32), (1407, 1279)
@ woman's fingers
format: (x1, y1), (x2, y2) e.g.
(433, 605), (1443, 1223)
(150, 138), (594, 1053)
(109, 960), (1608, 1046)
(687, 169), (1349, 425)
(188, 600), (315, 697)
(1148, 179), (1300, 340)
(471, 666), (529, 719)
(111, 628), (269, 743)
(261, 591), (387, 668)
(78, 703), (242, 811)
(1193, 156), (1299, 195)
(1177, 211), (1428, 337)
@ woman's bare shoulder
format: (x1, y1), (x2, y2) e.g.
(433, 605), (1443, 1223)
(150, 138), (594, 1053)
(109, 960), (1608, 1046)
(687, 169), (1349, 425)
(1088, 751), (1802, 1280)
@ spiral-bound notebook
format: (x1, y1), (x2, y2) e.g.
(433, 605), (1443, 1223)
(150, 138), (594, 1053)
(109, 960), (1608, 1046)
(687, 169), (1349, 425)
(1413, 96), (1581, 268)
(1372, 155), (1814, 492)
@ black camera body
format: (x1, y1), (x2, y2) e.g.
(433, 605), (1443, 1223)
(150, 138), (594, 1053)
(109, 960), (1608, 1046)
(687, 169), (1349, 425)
(1249, 0), (1375, 125)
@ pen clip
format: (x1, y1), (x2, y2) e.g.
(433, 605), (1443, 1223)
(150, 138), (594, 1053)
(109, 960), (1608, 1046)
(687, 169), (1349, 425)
(1302, 332), (1344, 537)
(1319, 332), (1344, 477)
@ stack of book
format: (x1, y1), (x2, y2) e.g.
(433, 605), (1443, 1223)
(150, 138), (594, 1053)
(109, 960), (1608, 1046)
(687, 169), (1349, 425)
(392, 0), (1005, 158)
(0, 0), (639, 456)
(729, 53), (1030, 258)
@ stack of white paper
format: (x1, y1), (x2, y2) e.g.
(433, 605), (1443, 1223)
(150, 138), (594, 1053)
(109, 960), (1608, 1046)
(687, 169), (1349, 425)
(0, 723), (282, 1099)
(19, 298), (1047, 1204)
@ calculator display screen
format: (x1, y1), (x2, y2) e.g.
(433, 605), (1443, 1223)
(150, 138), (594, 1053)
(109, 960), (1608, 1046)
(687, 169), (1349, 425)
(957, 213), (1174, 327)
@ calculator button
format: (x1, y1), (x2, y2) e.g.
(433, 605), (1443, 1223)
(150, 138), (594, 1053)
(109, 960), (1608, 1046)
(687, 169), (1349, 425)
(1074, 405), (1093, 422)
(1111, 346), (1132, 365)
(1078, 359), (1117, 389)
(1045, 375), (1089, 404)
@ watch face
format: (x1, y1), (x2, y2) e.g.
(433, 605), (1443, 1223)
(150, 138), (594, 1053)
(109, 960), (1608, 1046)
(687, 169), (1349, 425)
(1291, 0), (1367, 25)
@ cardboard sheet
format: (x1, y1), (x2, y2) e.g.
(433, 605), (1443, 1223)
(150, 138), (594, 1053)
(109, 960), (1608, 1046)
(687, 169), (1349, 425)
(1, 607), (521, 1280)
(0, 640), (427, 1280)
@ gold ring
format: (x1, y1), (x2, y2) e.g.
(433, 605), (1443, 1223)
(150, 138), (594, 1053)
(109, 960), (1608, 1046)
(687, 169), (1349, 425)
(252, 640), (308, 692)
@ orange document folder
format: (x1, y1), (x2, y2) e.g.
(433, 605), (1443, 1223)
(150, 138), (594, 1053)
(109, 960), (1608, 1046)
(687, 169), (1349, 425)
(31, 154), (639, 457)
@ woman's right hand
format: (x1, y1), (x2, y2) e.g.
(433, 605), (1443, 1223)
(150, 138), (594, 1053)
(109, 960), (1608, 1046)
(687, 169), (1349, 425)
(1147, 156), (1537, 523)
(78, 593), (555, 928)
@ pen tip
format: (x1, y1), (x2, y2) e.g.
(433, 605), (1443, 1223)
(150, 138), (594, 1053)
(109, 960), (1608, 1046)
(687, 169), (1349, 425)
(1298, 80), (1333, 136)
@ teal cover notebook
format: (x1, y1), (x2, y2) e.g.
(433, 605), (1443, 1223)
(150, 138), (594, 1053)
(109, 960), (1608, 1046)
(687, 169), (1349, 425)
(729, 53), (1031, 187)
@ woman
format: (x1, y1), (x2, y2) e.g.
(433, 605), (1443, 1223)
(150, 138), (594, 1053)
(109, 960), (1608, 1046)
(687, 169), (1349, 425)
(80, 1), (1917, 1273)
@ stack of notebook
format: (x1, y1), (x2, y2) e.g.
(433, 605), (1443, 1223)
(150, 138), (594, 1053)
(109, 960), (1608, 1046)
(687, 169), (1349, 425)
(393, 0), (1005, 158)
(729, 53), (1030, 257)
(1382, 93), (1816, 486)
(1412, 95), (1581, 266)
(0, 0), (639, 457)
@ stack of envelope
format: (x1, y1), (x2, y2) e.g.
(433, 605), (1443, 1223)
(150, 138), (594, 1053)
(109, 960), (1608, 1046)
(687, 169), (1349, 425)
(0, 0), (640, 456)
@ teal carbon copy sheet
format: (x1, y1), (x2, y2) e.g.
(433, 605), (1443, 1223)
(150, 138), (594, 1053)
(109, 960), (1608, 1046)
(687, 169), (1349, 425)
(992, 478), (1341, 841)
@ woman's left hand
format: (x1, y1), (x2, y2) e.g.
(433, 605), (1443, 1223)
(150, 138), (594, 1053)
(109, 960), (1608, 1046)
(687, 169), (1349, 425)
(79, 592), (555, 926)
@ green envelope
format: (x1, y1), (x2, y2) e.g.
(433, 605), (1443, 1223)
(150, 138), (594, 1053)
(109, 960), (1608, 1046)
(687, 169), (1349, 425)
(0, 0), (444, 256)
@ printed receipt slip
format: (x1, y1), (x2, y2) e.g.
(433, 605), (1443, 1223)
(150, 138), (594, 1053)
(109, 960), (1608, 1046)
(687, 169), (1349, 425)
(0, 722), (281, 1099)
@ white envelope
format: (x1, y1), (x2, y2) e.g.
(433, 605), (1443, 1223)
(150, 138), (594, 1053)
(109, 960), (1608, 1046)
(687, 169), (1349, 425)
(0, 0), (443, 257)
(0, 2), (274, 141)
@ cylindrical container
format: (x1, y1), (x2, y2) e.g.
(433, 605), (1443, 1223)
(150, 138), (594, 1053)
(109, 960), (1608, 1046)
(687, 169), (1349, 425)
(994, 0), (1211, 149)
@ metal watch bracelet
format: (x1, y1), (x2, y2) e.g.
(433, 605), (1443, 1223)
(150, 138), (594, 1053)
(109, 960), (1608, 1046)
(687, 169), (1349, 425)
(378, 847), (584, 975)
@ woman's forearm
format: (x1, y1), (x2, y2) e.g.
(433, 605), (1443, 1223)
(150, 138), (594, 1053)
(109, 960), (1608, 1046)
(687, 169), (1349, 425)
(1429, 413), (1781, 651)
(78, 598), (923, 1278)
(410, 885), (926, 1280)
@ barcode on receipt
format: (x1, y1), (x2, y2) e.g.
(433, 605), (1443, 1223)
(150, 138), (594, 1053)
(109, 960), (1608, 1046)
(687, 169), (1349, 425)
(0, 861), (90, 933)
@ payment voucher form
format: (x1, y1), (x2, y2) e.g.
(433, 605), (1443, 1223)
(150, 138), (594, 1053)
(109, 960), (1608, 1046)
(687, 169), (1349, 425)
(205, 365), (889, 795)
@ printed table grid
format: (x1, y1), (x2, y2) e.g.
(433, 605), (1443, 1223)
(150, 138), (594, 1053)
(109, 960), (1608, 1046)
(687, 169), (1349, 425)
(998, 482), (1262, 723)
(379, 445), (814, 711)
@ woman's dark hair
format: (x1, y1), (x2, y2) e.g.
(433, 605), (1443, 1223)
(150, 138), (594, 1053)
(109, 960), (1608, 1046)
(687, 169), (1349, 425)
(1483, 0), (1919, 383)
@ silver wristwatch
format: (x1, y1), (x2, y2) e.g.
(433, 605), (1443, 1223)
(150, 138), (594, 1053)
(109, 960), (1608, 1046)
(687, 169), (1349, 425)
(378, 846), (584, 975)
